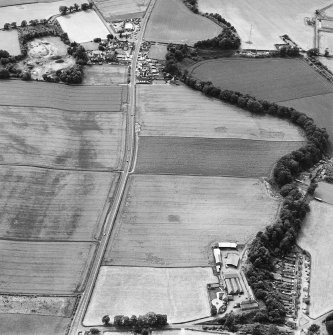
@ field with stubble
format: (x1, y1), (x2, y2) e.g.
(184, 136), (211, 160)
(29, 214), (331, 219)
(104, 174), (279, 267)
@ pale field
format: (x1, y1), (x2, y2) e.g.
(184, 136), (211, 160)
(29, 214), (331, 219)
(0, 0), (86, 27)
(137, 85), (304, 141)
(189, 58), (333, 102)
(314, 182), (333, 204)
(198, 0), (329, 50)
(95, 0), (149, 20)
(104, 175), (279, 266)
(298, 201), (333, 318)
(105, 332), (214, 335)
(135, 136), (305, 177)
(0, 314), (70, 335)
(83, 65), (128, 85)
(0, 30), (20, 55)
(144, 0), (221, 45)
(0, 106), (125, 170)
(319, 56), (333, 72)
(0, 81), (126, 112)
(84, 266), (218, 325)
(0, 240), (95, 294)
(57, 10), (109, 43)
(148, 43), (167, 60)
(0, 166), (119, 240)
(0, 295), (75, 317)
(281, 93), (333, 141)
(0, 0), (60, 5)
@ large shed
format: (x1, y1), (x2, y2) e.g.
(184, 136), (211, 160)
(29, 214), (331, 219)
(218, 242), (237, 249)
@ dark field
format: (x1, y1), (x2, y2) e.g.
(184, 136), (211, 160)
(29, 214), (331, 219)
(135, 136), (306, 177)
(0, 166), (119, 240)
(189, 58), (333, 102)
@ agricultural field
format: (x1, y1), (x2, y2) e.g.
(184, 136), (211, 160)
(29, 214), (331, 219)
(135, 136), (305, 177)
(0, 0), (86, 27)
(94, 0), (149, 20)
(314, 181), (333, 204)
(144, 0), (221, 45)
(0, 166), (119, 240)
(0, 106), (125, 170)
(57, 10), (109, 43)
(103, 175), (279, 267)
(137, 85), (304, 141)
(198, 0), (328, 50)
(84, 266), (218, 325)
(83, 65), (128, 85)
(148, 43), (167, 60)
(298, 201), (333, 318)
(0, 0), (60, 5)
(0, 30), (20, 55)
(0, 81), (126, 112)
(281, 93), (333, 142)
(0, 314), (71, 335)
(0, 240), (95, 294)
(189, 58), (333, 102)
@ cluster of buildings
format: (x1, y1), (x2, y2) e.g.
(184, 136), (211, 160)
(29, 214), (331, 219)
(112, 18), (141, 40)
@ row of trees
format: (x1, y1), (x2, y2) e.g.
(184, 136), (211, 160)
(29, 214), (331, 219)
(4, 19), (48, 30)
(204, 13), (237, 32)
(194, 29), (241, 50)
(59, 2), (92, 15)
(110, 312), (167, 330)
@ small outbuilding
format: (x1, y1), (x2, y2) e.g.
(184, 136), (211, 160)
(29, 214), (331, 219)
(218, 242), (237, 249)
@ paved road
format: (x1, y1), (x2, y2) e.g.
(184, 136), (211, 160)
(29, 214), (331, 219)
(68, 2), (156, 334)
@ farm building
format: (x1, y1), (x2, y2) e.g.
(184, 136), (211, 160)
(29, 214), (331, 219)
(240, 299), (259, 311)
(224, 273), (243, 295)
(213, 248), (222, 265)
(218, 242), (237, 249)
(225, 253), (240, 268)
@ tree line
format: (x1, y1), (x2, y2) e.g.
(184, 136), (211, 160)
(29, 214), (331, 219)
(194, 29), (240, 50)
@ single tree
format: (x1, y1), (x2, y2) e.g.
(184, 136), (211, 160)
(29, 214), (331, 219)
(102, 315), (110, 326)
(21, 20), (27, 27)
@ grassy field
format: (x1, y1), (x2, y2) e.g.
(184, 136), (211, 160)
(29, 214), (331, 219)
(281, 93), (333, 144)
(144, 0), (221, 45)
(0, 0), (64, 5)
(0, 240), (95, 294)
(0, 30), (20, 56)
(298, 201), (333, 318)
(137, 85), (304, 141)
(0, 166), (119, 240)
(57, 10), (109, 43)
(148, 43), (167, 60)
(84, 266), (218, 325)
(0, 106), (125, 170)
(103, 174), (279, 267)
(0, 314), (71, 335)
(198, 0), (328, 50)
(189, 58), (333, 102)
(135, 136), (305, 177)
(0, 81), (126, 112)
(314, 182), (333, 204)
(83, 65), (128, 85)
(95, 0), (149, 20)
(0, 295), (75, 317)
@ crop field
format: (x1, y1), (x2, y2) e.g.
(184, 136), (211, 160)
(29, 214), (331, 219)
(137, 85), (304, 141)
(83, 65), (128, 85)
(57, 10), (109, 43)
(148, 43), (167, 60)
(0, 166), (119, 240)
(103, 175), (279, 267)
(0, 240), (95, 294)
(298, 201), (333, 318)
(95, 0), (149, 20)
(0, 0), (86, 27)
(0, 30), (20, 56)
(0, 106), (125, 170)
(0, 81), (126, 112)
(135, 136), (305, 177)
(189, 58), (333, 102)
(0, 0), (61, 5)
(198, 0), (328, 50)
(84, 266), (218, 325)
(281, 93), (333, 143)
(144, 0), (221, 45)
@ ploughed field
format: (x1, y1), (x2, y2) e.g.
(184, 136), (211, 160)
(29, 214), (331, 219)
(189, 58), (333, 102)
(103, 174), (279, 267)
(144, 0), (221, 45)
(83, 65), (128, 85)
(84, 266), (218, 325)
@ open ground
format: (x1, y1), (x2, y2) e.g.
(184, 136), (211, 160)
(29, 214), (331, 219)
(84, 266), (218, 325)
(0, 166), (119, 240)
(0, 30), (20, 55)
(189, 58), (333, 102)
(103, 174), (279, 267)
(57, 10), (109, 43)
(0, 106), (125, 170)
(137, 85), (304, 141)
(83, 65), (128, 85)
(144, 0), (221, 45)
(148, 43), (167, 60)
(313, 181), (333, 204)
(0, 240), (95, 294)
(198, 0), (329, 50)
(298, 200), (333, 318)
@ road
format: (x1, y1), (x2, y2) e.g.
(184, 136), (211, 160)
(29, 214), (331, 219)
(68, 1), (156, 334)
